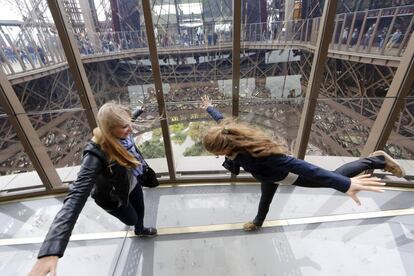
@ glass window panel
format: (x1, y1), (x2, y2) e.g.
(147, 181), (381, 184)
(12, 70), (82, 113)
(150, 1), (233, 177)
(27, 110), (91, 174)
(61, 0), (171, 178)
(0, 115), (44, 195)
(83, 60), (170, 177)
(306, 98), (385, 157)
(386, 96), (414, 160)
(239, 47), (310, 144)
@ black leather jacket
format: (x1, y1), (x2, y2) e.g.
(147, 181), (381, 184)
(38, 141), (133, 258)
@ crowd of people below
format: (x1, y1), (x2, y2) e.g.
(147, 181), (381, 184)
(0, 13), (411, 72)
(339, 24), (404, 50)
(73, 27), (230, 56)
(1, 45), (47, 66)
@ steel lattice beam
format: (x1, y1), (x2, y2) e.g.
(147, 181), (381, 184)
(0, 69), (62, 190)
(294, 0), (338, 159)
(362, 33), (414, 156)
(47, 0), (98, 129)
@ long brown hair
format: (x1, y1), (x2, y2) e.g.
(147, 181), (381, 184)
(203, 118), (287, 157)
(92, 103), (140, 168)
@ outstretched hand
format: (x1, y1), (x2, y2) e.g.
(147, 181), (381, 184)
(28, 256), (59, 276)
(200, 95), (213, 110)
(346, 174), (385, 205)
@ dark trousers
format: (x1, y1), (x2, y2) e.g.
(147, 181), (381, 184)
(253, 156), (386, 225)
(107, 182), (145, 232)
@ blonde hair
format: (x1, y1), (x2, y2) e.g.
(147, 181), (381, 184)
(92, 103), (140, 168)
(203, 119), (287, 157)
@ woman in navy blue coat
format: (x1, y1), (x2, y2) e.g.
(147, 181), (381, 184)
(200, 96), (404, 231)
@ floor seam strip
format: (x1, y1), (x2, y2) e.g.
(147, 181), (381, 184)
(1, 207), (413, 246)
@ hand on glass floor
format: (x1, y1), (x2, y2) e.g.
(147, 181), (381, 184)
(28, 256), (58, 276)
(200, 95), (213, 110)
(346, 174), (385, 205)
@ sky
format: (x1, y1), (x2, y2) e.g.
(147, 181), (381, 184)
(0, 0), (204, 22)
(0, 2), (22, 21)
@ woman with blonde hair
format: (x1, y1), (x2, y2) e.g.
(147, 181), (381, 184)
(29, 103), (158, 276)
(200, 95), (404, 231)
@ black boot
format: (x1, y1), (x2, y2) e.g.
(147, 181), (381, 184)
(134, 227), (157, 237)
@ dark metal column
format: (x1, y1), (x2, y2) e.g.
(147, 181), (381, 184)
(109, 0), (121, 32)
(397, 15), (414, 56)
(78, 0), (100, 50)
(173, 0), (181, 36)
(232, 0), (242, 117)
(293, 0), (338, 159)
(0, 72), (62, 191)
(362, 34), (414, 156)
(141, 0), (176, 180)
(47, 0), (98, 129)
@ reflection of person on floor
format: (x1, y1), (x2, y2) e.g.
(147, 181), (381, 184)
(200, 95), (405, 231)
(29, 103), (158, 276)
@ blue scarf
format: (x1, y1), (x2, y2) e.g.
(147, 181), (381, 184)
(119, 136), (147, 176)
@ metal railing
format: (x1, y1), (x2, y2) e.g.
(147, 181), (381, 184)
(0, 6), (413, 76)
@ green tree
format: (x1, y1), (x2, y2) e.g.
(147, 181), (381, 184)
(139, 140), (166, 158)
(151, 128), (162, 141)
(188, 121), (214, 142)
(183, 141), (211, 156)
(170, 123), (188, 133)
(171, 131), (187, 145)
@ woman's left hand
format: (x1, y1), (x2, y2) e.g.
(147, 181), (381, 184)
(346, 174), (385, 205)
(200, 95), (213, 110)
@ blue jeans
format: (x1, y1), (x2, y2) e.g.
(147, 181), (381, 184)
(107, 181), (145, 232)
(253, 156), (386, 225)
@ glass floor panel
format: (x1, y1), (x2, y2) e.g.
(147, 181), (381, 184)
(1, 184), (413, 239)
(0, 184), (413, 275)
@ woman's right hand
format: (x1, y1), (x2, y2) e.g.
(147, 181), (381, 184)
(28, 256), (58, 276)
(200, 95), (213, 110)
(346, 174), (385, 205)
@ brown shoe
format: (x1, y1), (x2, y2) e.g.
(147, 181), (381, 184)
(243, 221), (261, 231)
(369, 150), (406, 178)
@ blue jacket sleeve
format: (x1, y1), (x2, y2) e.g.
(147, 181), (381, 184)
(267, 155), (351, 193)
(206, 106), (224, 123)
(37, 153), (103, 258)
